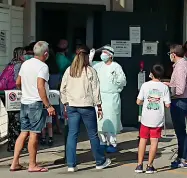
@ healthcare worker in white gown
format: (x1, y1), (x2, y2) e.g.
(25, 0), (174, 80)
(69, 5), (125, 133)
(89, 46), (127, 153)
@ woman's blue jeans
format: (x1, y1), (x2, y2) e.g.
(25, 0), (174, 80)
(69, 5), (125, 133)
(66, 106), (106, 167)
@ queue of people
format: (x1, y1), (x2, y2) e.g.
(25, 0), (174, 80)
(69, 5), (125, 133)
(3, 40), (72, 151)
(135, 44), (187, 173)
(0, 39), (186, 174)
(8, 41), (114, 172)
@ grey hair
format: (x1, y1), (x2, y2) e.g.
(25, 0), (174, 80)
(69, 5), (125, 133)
(33, 41), (49, 56)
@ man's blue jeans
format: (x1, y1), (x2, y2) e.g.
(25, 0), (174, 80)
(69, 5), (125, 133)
(170, 98), (187, 160)
(66, 106), (106, 167)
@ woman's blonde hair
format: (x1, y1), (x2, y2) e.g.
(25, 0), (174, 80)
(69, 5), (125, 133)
(70, 45), (89, 78)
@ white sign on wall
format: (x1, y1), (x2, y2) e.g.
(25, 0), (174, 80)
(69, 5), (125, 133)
(142, 41), (159, 55)
(130, 26), (141, 43)
(111, 40), (132, 57)
(49, 90), (60, 105)
(5, 90), (22, 111)
(5, 90), (60, 111)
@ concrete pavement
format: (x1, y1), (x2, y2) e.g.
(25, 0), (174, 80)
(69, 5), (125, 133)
(0, 128), (186, 178)
(0, 156), (187, 178)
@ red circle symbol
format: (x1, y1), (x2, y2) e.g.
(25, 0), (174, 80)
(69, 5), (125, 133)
(9, 92), (17, 101)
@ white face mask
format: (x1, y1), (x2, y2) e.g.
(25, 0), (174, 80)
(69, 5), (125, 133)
(149, 73), (153, 79)
(100, 53), (110, 62)
(170, 54), (175, 62)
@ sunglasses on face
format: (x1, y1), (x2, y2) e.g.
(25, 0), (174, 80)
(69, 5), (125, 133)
(167, 52), (171, 56)
(167, 52), (175, 56)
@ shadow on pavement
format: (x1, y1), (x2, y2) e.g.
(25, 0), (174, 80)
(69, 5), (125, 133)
(52, 138), (164, 171)
(0, 123), (91, 162)
(157, 165), (173, 173)
(0, 124), (176, 172)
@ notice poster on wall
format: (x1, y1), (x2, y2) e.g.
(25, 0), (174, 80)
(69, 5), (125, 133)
(0, 30), (6, 52)
(142, 41), (159, 55)
(111, 40), (132, 57)
(129, 26), (141, 43)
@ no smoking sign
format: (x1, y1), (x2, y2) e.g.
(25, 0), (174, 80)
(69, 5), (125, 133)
(9, 92), (17, 101)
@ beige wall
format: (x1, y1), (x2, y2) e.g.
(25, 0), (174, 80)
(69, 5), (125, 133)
(23, 0), (31, 45)
(0, 4), (23, 71)
(13, 0), (30, 45)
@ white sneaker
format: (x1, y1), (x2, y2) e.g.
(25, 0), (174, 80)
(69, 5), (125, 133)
(68, 167), (78, 172)
(96, 158), (111, 170)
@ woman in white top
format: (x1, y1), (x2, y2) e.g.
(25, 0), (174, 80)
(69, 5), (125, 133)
(60, 45), (111, 172)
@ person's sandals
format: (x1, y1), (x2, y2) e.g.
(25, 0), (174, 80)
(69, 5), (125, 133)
(28, 167), (48, 173)
(10, 165), (26, 172)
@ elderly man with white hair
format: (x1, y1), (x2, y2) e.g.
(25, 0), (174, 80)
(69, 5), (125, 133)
(10, 41), (55, 173)
(90, 45), (127, 153)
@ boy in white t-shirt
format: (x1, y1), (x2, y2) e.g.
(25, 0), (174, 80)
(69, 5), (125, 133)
(135, 64), (171, 174)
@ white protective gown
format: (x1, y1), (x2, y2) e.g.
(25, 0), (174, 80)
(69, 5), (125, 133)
(93, 61), (127, 135)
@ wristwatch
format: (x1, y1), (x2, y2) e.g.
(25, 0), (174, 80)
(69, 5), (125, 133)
(45, 104), (52, 109)
(97, 104), (102, 111)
